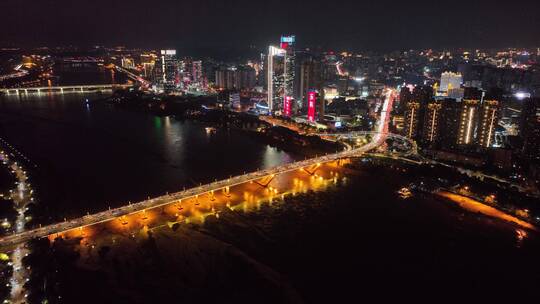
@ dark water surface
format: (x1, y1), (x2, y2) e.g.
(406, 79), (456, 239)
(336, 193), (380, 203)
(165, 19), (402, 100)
(0, 93), (298, 219)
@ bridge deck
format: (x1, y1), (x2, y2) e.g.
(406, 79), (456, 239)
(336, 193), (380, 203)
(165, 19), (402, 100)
(0, 138), (384, 247)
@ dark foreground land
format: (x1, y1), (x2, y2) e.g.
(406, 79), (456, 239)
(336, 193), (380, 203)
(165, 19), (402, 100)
(24, 160), (540, 304)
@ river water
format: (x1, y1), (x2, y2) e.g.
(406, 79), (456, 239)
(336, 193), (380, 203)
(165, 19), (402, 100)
(0, 92), (297, 219)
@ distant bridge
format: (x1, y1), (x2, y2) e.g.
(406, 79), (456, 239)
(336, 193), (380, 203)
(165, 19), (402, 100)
(0, 84), (133, 95)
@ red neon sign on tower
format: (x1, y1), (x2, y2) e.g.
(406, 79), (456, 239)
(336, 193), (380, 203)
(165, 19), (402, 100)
(307, 91), (316, 122)
(284, 96), (292, 117)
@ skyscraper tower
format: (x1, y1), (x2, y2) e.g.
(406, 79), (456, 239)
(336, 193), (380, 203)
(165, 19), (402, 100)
(439, 72), (463, 94)
(267, 45), (286, 113)
(154, 50), (178, 93)
(281, 35), (296, 114)
(404, 101), (421, 139)
(299, 55), (322, 109)
(477, 99), (499, 148)
(422, 100), (443, 144)
(457, 99), (480, 145)
(192, 60), (203, 84)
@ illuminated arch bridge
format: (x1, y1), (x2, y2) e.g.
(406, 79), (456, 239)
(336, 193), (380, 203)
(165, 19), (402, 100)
(0, 131), (413, 248)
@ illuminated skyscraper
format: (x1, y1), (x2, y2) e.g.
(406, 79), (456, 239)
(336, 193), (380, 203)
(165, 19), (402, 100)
(439, 72), (463, 95)
(299, 55), (322, 109)
(422, 100), (443, 143)
(192, 60), (203, 84)
(477, 99), (499, 148)
(267, 45), (286, 113)
(154, 50), (177, 92)
(140, 53), (156, 77)
(453, 87), (500, 148)
(457, 99), (480, 145)
(281, 35), (296, 112)
(404, 101), (421, 139)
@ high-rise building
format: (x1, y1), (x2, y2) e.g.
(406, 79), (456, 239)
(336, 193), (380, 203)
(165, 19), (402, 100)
(477, 99), (500, 148)
(413, 85), (434, 105)
(439, 99), (463, 148)
(299, 55), (322, 109)
(140, 53), (155, 78)
(154, 50), (178, 92)
(422, 100), (443, 144)
(400, 86), (434, 141)
(121, 57), (135, 69)
(192, 60), (203, 84)
(439, 72), (463, 95)
(398, 86), (413, 113)
(404, 101), (421, 139)
(142, 62), (155, 78)
(177, 58), (192, 89)
(457, 99), (480, 145)
(521, 98), (540, 161)
(281, 35), (296, 111)
(267, 45), (286, 113)
(215, 67), (236, 90)
(215, 66), (256, 90)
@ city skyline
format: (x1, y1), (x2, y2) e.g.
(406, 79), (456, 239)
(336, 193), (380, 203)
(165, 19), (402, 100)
(1, 2), (540, 302)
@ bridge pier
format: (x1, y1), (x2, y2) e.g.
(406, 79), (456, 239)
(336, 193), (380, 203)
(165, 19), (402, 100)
(302, 163), (322, 176)
(223, 186), (231, 197)
(253, 174), (276, 188)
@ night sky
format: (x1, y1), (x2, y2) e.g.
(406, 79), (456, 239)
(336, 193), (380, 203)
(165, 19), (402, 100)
(1, 0), (540, 52)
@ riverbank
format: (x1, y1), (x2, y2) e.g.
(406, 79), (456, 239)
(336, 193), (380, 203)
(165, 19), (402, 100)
(98, 90), (343, 158)
(0, 139), (34, 303)
(436, 190), (536, 231)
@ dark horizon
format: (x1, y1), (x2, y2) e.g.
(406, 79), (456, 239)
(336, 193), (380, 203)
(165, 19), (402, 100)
(2, 0), (540, 52)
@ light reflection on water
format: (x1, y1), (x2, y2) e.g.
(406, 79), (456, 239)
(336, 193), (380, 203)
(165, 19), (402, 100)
(516, 229), (528, 248)
(0, 93), (300, 218)
(50, 160), (349, 250)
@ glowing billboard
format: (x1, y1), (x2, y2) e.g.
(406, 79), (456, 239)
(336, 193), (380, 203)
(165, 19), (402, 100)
(284, 96), (292, 117)
(308, 91), (316, 122)
(280, 35), (296, 49)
